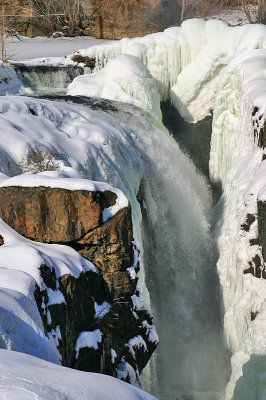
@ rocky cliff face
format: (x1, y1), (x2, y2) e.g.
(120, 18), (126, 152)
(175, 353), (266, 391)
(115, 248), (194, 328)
(0, 185), (157, 385)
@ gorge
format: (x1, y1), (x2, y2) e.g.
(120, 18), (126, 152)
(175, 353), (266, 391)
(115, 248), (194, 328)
(1, 17), (266, 400)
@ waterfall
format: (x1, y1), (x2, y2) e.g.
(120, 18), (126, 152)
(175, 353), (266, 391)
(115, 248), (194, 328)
(102, 101), (230, 399)
(13, 65), (86, 93)
(0, 93), (230, 398)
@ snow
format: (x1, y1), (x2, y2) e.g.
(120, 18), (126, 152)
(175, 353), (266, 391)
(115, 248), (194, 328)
(141, 321), (159, 344)
(94, 301), (111, 319)
(46, 288), (66, 306)
(0, 174), (128, 223)
(210, 4), (258, 26)
(116, 359), (138, 386)
(131, 293), (151, 314)
(75, 329), (102, 358)
(67, 55), (162, 121)
(0, 219), (98, 283)
(126, 336), (147, 358)
(0, 349), (158, 400)
(6, 35), (111, 61)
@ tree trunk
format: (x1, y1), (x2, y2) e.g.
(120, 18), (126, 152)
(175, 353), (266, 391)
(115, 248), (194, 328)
(258, 0), (266, 23)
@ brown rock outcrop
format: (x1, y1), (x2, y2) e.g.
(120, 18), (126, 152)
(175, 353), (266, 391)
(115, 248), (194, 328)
(0, 186), (132, 299)
(0, 185), (157, 384)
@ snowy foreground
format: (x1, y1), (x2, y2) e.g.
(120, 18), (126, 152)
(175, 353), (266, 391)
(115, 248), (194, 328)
(0, 349), (157, 400)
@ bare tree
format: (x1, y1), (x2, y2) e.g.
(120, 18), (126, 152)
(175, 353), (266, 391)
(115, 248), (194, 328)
(19, 142), (67, 174)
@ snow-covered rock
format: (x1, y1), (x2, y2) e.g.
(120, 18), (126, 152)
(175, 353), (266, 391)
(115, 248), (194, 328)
(67, 54), (162, 121)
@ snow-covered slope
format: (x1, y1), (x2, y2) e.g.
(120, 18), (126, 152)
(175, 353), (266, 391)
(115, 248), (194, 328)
(0, 349), (157, 400)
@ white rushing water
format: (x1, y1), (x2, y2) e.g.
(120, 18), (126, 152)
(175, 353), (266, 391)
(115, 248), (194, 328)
(88, 101), (230, 399)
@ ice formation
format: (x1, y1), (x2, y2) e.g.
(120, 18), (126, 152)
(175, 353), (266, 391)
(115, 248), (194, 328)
(6, 21), (266, 396)
(67, 54), (162, 122)
(72, 19), (266, 122)
(209, 50), (266, 399)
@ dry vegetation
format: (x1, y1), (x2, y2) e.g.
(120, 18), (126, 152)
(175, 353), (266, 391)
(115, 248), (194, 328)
(177, 0), (264, 23)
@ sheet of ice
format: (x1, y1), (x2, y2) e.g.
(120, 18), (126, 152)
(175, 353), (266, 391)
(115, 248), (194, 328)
(0, 349), (158, 400)
(75, 329), (102, 358)
(67, 54), (162, 121)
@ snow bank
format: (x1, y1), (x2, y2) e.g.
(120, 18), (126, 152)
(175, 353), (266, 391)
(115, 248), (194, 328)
(0, 349), (158, 400)
(210, 49), (266, 399)
(72, 19), (266, 122)
(67, 54), (162, 121)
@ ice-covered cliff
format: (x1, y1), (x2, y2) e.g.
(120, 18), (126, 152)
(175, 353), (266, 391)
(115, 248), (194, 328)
(70, 19), (266, 399)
